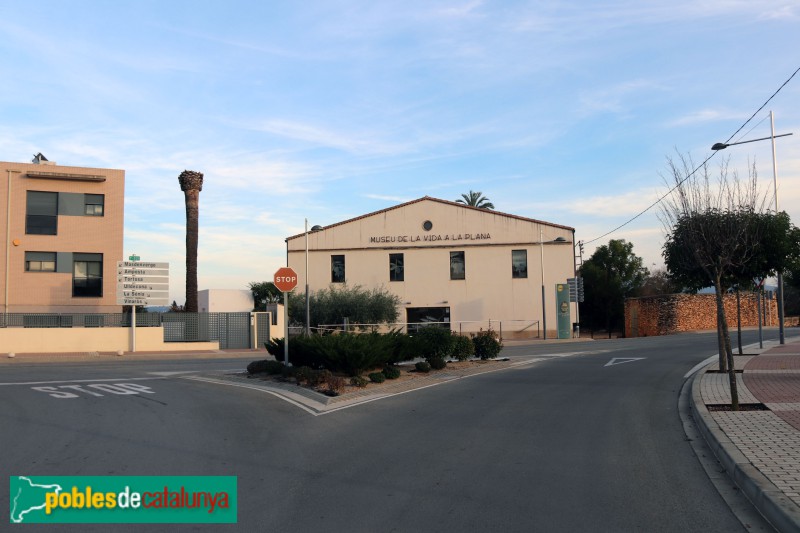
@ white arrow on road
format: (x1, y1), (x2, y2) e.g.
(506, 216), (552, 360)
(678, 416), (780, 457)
(604, 357), (645, 367)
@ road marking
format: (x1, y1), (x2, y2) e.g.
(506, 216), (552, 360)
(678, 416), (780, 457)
(30, 383), (156, 399)
(0, 377), (164, 386)
(604, 357), (645, 367)
(147, 371), (200, 376)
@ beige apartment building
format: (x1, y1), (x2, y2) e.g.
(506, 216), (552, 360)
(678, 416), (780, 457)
(1, 156), (124, 314)
(286, 197), (576, 338)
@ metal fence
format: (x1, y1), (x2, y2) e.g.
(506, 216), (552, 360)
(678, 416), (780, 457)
(303, 319), (541, 340)
(0, 312), (269, 348)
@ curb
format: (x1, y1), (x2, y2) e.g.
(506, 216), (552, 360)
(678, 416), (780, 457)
(690, 364), (800, 533)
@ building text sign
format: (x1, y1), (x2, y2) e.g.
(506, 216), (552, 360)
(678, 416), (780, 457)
(116, 260), (169, 306)
(368, 232), (491, 245)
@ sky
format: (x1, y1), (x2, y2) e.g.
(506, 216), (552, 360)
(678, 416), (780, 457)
(2, 1), (799, 305)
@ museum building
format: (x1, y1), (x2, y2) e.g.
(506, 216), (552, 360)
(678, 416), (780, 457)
(286, 197), (577, 338)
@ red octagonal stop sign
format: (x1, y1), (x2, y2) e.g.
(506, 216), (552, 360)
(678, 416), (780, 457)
(273, 267), (298, 292)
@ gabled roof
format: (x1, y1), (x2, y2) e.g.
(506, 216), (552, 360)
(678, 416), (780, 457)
(286, 196), (574, 241)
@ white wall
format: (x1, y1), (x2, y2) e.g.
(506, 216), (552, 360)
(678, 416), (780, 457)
(199, 289), (254, 312)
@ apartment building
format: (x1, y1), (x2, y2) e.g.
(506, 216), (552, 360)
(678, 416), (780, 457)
(1, 155), (124, 313)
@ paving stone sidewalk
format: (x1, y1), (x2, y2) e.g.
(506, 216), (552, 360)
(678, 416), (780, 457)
(694, 340), (800, 532)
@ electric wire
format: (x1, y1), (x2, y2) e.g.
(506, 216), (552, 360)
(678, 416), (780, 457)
(582, 65), (800, 247)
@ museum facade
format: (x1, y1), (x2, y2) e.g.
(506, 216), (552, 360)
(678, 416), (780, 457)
(286, 197), (577, 338)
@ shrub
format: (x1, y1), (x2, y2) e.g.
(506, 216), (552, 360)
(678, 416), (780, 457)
(325, 375), (346, 395)
(368, 372), (386, 383)
(415, 361), (431, 373)
(280, 365), (297, 380)
(428, 356), (447, 370)
(294, 366), (315, 385)
(263, 360), (285, 375)
(451, 335), (475, 361)
(415, 326), (454, 361)
(472, 329), (503, 360)
(246, 359), (273, 375)
(350, 375), (369, 388)
(382, 365), (401, 380)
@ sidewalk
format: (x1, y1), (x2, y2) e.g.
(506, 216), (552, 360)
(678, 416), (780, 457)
(692, 339), (800, 532)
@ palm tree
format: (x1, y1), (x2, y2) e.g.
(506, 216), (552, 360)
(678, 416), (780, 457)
(456, 190), (494, 209)
(178, 170), (204, 312)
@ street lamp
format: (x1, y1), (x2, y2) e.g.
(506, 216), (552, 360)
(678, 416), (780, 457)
(712, 111), (793, 344)
(540, 231), (566, 340)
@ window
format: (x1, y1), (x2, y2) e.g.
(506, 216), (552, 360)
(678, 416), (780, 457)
(25, 252), (56, 272)
(84, 194), (104, 216)
(73, 253), (103, 297)
(389, 253), (404, 282)
(331, 255), (345, 283)
(450, 251), (465, 280)
(26, 191), (58, 235)
(512, 250), (528, 278)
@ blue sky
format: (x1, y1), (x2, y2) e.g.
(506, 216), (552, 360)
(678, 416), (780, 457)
(2, 1), (799, 305)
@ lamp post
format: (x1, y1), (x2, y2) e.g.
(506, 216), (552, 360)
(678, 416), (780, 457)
(540, 230), (567, 340)
(305, 218), (310, 336)
(712, 111), (793, 344)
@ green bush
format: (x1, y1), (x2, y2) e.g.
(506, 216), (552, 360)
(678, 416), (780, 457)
(246, 359), (274, 375)
(368, 372), (386, 383)
(451, 335), (475, 361)
(415, 361), (431, 373)
(280, 365), (297, 380)
(428, 356), (447, 370)
(382, 365), (401, 379)
(472, 329), (503, 360)
(415, 326), (454, 361)
(350, 375), (369, 388)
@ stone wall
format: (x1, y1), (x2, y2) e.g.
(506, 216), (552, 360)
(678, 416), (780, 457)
(625, 293), (777, 337)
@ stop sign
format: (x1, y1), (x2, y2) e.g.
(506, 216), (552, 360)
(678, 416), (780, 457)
(273, 267), (299, 292)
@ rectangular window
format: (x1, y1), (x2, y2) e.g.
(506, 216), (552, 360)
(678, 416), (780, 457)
(512, 250), (528, 278)
(84, 194), (104, 216)
(73, 253), (103, 297)
(26, 191), (58, 235)
(25, 251), (56, 272)
(389, 253), (404, 282)
(450, 251), (465, 280)
(331, 255), (345, 283)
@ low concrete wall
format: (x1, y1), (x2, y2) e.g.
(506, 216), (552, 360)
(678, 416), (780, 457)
(0, 327), (218, 354)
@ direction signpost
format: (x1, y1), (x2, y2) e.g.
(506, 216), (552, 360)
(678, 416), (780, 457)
(116, 256), (169, 352)
(273, 267), (298, 365)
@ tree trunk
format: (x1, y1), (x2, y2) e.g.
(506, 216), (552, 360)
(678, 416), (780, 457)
(184, 189), (199, 313)
(714, 273), (739, 410)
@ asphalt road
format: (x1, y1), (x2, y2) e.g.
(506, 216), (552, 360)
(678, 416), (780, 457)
(1, 329), (793, 532)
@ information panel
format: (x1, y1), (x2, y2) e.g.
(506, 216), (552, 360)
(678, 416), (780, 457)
(116, 260), (169, 306)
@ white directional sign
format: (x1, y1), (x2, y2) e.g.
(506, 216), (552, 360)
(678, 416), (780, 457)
(116, 260), (169, 306)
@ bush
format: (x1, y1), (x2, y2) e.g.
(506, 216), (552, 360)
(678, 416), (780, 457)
(294, 366), (315, 385)
(415, 361), (431, 373)
(382, 365), (401, 380)
(247, 359), (276, 374)
(280, 365), (297, 380)
(472, 329), (503, 360)
(368, 372), (386, 383)
(325, 375), (346, 395)
(415, 326), (454, 361)
(451, 335), (474, 361)
(428, 356), (447, 370)
(350, 375), (369, 388)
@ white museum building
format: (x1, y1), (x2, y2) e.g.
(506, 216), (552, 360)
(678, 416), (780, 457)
(286, 197), (577, 338)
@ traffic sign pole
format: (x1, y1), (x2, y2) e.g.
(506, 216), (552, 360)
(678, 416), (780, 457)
(273, 267), (299, 366)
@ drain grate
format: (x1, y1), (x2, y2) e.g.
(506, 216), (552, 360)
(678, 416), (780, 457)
(706, 403), (769, 412)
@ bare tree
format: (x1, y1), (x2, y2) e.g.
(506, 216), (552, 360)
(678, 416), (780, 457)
(660, 153), (769, 410)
